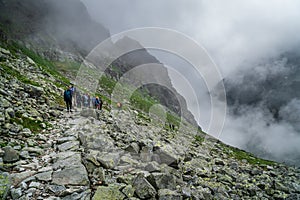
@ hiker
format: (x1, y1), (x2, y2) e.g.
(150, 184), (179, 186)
(64, 85), (73, 112)
(117, 102), (122, 110)
(94, 96), (102, 110)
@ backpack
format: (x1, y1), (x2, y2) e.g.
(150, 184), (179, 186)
(65, 90), (72, 100)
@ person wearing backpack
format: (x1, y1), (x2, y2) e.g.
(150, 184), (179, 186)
(95, 96), (101, 110)
(64, 85), (73, 112)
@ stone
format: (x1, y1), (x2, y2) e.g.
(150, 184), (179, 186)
(20, 151), (30, 159)
(92, 185), (126, 200)
(153, 145), (178, 167)
(6, 108), (15, 118)
(47, 185), (67, 196)
(148, 173), (177, 190)
(0, 47), (10, 55)
(61, 189), (91, 200)
(35, 171), (53, 181)
(133, 174), (157, 199)
(125, 142), (140, 154)
(158, 189), (182, 200)
(52, 152), (82, 169)
(22, 147), (44, 155)
(57, 141), (79, 152)
(29, 181), (41, 188)
(0, 148), (4, 157)
(144, 161), (161, 172)
(1, 98), (10, 108)
(3, 146), (19, 163)
(56, 136), (77, 144)
(10, 171), (36, 185)
(122, 185), (135, 198)
(215, 158), (225, 166)
(52, 164), (89, 186)
(97, 152), (121, 169)
(10, 187), (22, 200)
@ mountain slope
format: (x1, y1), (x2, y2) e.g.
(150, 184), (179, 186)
(0, 44), (299, 199)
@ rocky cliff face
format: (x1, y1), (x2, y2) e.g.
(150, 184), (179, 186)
(0, 44), (299, 200)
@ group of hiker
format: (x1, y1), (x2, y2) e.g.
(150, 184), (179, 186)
(63, 85), (103, 112)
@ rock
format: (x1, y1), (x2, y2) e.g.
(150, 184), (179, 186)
(148, 173), (177, 190)
(0, 47), (10, 54)
(125, 142), (140, 154)
(0, 149), (4, 157)
(22, 147), (44, 155)
(52, 164), (89, 186)
(0, 98), (10, 108)
(47, 185), (66, 196)
(158, 189), (182, 200)
(10, 187), (22, 200)
(10, 171), (36, 186)
(61, 189), (91, 200)
(92, 185), (126, 200)
(56, 136), (77, 144)
(35, 171), (53, 182)
(215, 158), (225, 166)
(52, 152), (82, 169)
(49, 110), (61, 117)
(97, 152), (121, 169)
(133, 173), (157, 199)
(122, 185), (135, 198)
(3, 146), (19, 163)
(29, 181), (41, 188)
(19, 151), (30, 159)
(57, 141), (79, 152)
(5, 108), (15, 118)
(153, 145), (178, 167)
(144, 161), (161, 172)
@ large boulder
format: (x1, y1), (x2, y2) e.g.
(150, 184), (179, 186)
(133, 173), (157, 199)
(52, 164), (89, 186)
(2, 146), (19, 163)
(92, 185), (126, 200)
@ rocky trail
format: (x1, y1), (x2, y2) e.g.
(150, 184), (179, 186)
(2, 106), (300, 200)
(0, 46), (300, 200)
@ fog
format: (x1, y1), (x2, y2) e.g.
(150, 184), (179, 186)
(81, 0), (300, 165)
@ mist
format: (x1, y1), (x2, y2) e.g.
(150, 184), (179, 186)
(81, 0), (300, 165)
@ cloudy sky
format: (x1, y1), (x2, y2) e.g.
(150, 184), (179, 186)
(81, 0), (300, 165)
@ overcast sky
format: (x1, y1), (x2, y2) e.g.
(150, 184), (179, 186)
(82, 0), (300, 76)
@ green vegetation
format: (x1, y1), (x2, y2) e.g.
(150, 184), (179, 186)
(219, 142), (276, 166)
(99, 75), (117, 95)
(10, 112), (44, 134)
(194, 135), (205, 144)
(7, 42), (70, 87)
(54, 60), (81, 78)
(0, 63), (40, 86)
(0, 173), (10, 199)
